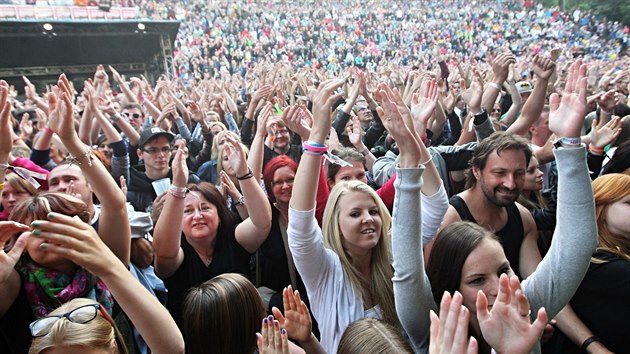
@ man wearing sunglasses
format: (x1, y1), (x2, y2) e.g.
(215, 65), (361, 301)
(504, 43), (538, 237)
(122, 103), (146, 133)
(126, 127), (199, 212)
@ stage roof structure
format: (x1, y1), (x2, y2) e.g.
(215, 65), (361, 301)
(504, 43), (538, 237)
(0, 19), (180, 91)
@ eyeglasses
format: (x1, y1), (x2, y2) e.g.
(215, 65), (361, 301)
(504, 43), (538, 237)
(141, 146), (173, 155)
(492, 108), (502, 113)
(29, 304), (101, 337)
(274, 129), (290, 137)
(272, 178), (294, 187)
(123, 112), (142, 119)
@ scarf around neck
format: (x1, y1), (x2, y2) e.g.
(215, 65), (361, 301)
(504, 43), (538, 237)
(19, 263), (114, 318)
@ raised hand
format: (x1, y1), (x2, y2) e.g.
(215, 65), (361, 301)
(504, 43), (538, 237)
(375, 86), (414, 143)
(256, 315), (289, 354)
(410, 79), (439, 131)
(346, 116), (363, 148)
(188, 102), (205, 123)
(283, 104), (311, 141)
(590, 116), (622, 149)
(272, 285), (312, 343)
(223, 134), (249, 177)
(19, 113), (34, 138)
(0, 81), (14, 156)
(47, 74), (77, 140)
(171, 145), (189, 188)
(596, 90), (617, 114)
(35, 108), (48, 132)
(255, 102), (273, 137)
(461, 69), (484, 113)
(491, 53), (516, 84)
(477, 274), (548, 354)
(23, 76), (38, 101)
(30, 212), (120, 278)
(219, 170), (239, 199)
(310, 79), (345, 141)
(0, 224), (29, 285)
(108, 65), (124, 84)
(429, 291), (478, 354)
(120, 176), (128, 196)
(548, 59), (587, 139)
(532, 55), (556, 81)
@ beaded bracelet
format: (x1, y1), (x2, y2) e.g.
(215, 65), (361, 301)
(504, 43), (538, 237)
(169, 185), (188, 199)
(66, 149), (95, 167)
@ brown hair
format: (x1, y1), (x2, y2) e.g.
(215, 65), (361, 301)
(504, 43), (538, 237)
(10, 192), (90, 225)
(427, 222), (500, 304)
(182, 273), (264, 354)
(465, 131), (532, 188)
(186, 182), (236, 234)
(326, 147), (366, 184)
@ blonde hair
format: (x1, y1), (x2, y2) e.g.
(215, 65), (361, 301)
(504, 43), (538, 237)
(322, 181), (398, 327)
(28, 298), (117, 354)
(337, 318), (412, 354)
(4, 173), (39, 196)
(210, 130), (241, 161)
(592, 173), (630, 262)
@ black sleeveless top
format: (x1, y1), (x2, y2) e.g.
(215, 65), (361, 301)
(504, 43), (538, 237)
(449, 195), (525, 278)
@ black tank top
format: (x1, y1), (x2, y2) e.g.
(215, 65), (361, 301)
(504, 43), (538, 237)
(449, 195), (525, 278)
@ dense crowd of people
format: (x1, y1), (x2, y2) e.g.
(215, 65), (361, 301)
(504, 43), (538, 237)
(136, 0), (630, 81)
(1, 0), (630, 354)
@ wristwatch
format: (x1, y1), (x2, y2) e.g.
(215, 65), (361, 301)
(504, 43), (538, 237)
(234, 196), (245, 206)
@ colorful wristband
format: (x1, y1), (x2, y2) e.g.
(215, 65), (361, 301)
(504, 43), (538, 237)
(302, 141), (328, 154)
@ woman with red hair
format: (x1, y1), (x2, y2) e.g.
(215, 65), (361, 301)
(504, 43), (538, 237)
(256, 156), (313, 318)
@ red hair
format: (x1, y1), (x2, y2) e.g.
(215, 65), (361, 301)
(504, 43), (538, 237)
(263, 156), (298, 203)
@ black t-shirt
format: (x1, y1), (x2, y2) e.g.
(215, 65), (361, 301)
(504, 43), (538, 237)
(0, 285), (34, 354)
(449, 196), (525, 278)
(256, 205), (307, 296)
(161, 225), (251, 330)
(555, 251), (630, 353)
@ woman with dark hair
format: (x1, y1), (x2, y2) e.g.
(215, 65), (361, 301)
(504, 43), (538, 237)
(601, 139), (630, 175)
(517, 155), (556, 254)
(152, 136), (271, 329)
(182, 273), (264, 354)
(404, 60), (598, 353)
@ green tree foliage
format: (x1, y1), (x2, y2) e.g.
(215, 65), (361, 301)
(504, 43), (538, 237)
(535, 0), (630, 25)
